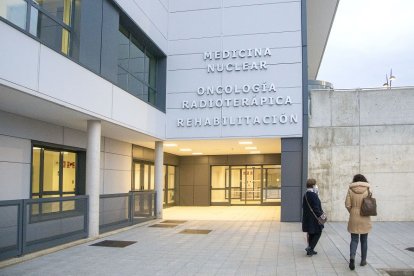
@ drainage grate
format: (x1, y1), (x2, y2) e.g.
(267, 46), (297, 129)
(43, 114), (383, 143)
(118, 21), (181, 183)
(406, 247), (414, 252)
(149, 223), (179, 228)
(179, 229), (212, 234)
(90, 240), (136, 248)
(160, 220), (187, 224)
(382, 269), (414, 276)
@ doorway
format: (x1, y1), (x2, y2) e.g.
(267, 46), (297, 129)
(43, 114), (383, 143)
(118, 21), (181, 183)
(211, 165), (281, 206)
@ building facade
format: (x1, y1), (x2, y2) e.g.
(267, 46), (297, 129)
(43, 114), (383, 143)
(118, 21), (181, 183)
(0, 0), (339, 246)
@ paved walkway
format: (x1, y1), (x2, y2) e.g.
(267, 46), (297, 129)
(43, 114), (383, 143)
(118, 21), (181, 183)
(1, 207), (414, 275)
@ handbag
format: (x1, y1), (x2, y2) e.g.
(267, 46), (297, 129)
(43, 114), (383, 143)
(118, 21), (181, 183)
(360, 188), (377, 216)
(305, 192), (327, 225)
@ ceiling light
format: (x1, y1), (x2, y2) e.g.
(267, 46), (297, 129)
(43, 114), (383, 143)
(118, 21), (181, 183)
(239, 141), (253, 145)
(250, 151), (261, 154)
(192, 152), (203, 155)
(179, 148), (192, 152)
(164, 143), (177, 147)
(245, 146), (257, 150)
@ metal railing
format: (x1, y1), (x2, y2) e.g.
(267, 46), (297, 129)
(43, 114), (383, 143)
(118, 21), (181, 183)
(99, 191), (156, 233)
(0, 191), (156, 260)
(0, 196), (88, 261)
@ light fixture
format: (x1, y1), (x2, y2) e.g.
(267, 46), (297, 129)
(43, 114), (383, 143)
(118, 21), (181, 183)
(179, 148), (192, 152)
(382, 69), (396, 89)
(250, 150), (261, 154)
(192, 152), (203, 155)
(239, 141), (253, 145)
(245, 146), (257, 150)
(164, 143), (177, 147)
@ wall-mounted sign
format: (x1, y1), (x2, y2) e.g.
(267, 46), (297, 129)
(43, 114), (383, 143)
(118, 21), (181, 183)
(166, 46), (302, 138)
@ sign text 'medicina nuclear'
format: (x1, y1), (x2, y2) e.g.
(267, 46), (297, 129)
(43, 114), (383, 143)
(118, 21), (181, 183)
(176, 47), (299, 128)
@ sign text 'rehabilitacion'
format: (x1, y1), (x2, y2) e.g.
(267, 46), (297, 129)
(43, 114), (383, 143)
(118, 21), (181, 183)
(176, 47), (299, 128)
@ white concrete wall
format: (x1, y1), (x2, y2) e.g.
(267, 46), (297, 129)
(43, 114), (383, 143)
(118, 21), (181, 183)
(0, 21), (165, 140)
(100, 137), (132, 194)
(0, 110), (133, 200)
(309, 88), (414, 221)
(0, 110), (86, 200)
(166, 1), (303, 139)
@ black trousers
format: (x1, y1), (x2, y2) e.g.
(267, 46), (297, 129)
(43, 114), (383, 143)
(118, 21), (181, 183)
(308, 232), (322, 250)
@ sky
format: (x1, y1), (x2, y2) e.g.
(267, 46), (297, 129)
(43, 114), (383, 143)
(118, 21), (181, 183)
(317, 0), (414, 89)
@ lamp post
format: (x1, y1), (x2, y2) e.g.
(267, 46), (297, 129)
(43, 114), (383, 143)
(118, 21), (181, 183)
(382, 69), (396, 89)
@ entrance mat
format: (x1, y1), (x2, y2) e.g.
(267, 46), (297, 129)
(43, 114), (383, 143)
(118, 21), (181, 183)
(179, 229), (212, 234)
(406, 247), (414, 252)
(90, 240), (136, 248)
(149, 223), (179, 228)
(160, 220), (187, 224)
(381, 269), (414, 276)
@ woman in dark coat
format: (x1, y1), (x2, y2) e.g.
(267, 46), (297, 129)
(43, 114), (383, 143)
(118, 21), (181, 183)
(302, 178), (325, 256)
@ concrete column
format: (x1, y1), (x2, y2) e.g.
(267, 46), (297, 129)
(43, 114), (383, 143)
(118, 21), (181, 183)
(154, 141), (164, 218)
(86, 120), (101, 237)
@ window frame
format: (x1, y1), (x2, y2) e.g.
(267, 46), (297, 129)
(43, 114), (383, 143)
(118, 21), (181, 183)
(30, 142), (84, 199)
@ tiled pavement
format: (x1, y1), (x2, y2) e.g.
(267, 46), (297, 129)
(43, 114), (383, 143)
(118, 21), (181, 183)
(0, 207), (413, 275)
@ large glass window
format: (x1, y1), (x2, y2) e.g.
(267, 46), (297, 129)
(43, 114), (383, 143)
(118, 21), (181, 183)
(31, 145), (79, 198)
(165, 165), (176, 206)
(133, 161), (176, 206)
(1, 0), (74, 56)
(118, 25), (157, 105)
(211, 166), (229, 204)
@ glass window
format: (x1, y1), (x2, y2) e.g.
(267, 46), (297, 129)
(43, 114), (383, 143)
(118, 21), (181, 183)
(0, 0), (27, 29)
(167, 166), (175, 190)
(62, 151), (76, 194)
(211, 166), (230, 204)
(117, 24), (158, 104)
(31, 146), (80, 198)
(31, 147), (41, 194)
(150, 165), (155, 190)
(43, 150), (60, 193)
(34, 0), (72, 25)
(32, 11), (70, 55)
(211, 166), (227, 189)
(1, 0), (74, 56)
(133, 163), (141, 190)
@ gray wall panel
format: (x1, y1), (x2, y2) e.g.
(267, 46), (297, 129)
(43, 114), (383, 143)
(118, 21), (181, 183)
(79, 0), (103, 74)
(100, 0), (120, 83)
(281, 186), (302, 222)
(179, 186), (194, 206)
(281, 138), (303, 221)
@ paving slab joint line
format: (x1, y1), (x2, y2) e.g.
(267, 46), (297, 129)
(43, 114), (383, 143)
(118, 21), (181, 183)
(0, 219), (161, 269)
(324, 224), (382, 275)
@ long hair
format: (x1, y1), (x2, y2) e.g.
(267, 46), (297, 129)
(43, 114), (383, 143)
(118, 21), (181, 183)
(352, 174), (368, 183)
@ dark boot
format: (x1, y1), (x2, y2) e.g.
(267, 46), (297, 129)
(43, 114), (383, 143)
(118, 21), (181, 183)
(360, 260), (367, 266)
(349, 259), (355, 270)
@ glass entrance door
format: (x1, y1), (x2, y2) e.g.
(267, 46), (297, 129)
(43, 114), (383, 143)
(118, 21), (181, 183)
(230, 166), (262, 205)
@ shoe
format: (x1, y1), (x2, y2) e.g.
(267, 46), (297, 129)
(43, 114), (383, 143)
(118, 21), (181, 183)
(349, 259), (355, 270)
(360, 260), (367, 266)
(306, 248), (317, 256)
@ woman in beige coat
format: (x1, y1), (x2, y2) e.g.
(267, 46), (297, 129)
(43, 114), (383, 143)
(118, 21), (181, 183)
(345, 174), (372, 270)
